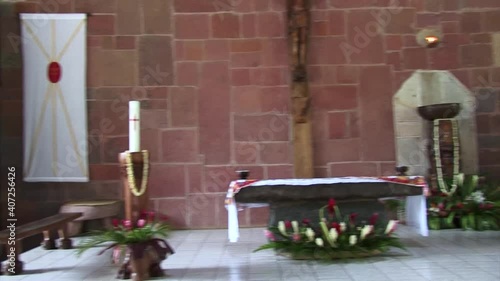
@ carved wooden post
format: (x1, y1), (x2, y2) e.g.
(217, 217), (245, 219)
(288, 0), (314, 178)
(119, 151), (150, 222)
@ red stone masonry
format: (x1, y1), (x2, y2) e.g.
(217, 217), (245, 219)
(0, 0), (499, 230)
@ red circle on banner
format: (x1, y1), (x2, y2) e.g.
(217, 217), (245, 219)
(47, 62), (62, 83)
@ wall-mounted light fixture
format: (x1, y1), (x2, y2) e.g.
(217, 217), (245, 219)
(416, 28), (442, 48)
(424, 35), (440, 48)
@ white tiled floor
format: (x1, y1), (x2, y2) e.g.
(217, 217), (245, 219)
(1, 226), (499, 281)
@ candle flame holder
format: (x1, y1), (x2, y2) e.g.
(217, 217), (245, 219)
(236, 170), (250, 180)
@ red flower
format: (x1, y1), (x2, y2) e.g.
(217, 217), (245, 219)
(349, 213), (358, 224)
(148, 211), (156, 222)
(302, 218), (311, 226)
(369, 213), (379, 225)
(156, 213), (169, 221)
(285, 220), (292, 228)
(485, 203), (494, 210)
(331, 222), (341, 234)
(112, 219), (120, 228)
(456, 202), (463, 209)
(328, 198), (336, 214)
(264, 230), (276, 241)
(139, 210), (148, 220)
(438, 203), (444, 210)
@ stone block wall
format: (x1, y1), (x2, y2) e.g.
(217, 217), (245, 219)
(1, 0), (499, 236)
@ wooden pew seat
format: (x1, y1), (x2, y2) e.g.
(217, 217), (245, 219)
(0, 212), (81, 275)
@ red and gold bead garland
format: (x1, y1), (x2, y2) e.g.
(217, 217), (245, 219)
(125, 150), (149, 197)
(433, 119), (460, 196)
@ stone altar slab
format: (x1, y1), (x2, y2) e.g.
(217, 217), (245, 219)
(226, 177), (428, 242)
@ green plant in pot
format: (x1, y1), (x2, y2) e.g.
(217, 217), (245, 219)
(77, 211), (174, 281)
(427, 174), (499, 231)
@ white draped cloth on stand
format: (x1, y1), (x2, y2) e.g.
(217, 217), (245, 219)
(406, 195), (429, 236)
(226, 183), (240, 243)
(21, 13), (88, 182)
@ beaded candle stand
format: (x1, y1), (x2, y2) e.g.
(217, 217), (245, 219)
(119, 150), (150, 221)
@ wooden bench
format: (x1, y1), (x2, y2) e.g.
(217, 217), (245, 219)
(0, 212), (81, 275)
(59, 200), (121, 236)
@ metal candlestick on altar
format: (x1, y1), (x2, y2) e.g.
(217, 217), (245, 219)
(119, 151), (150, 221)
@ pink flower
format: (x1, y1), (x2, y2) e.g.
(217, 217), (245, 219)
(369, 213), (379, 226)
(292, 233), (301, 242)
(285, 220), (292, 229)
(264, 230), (276, 241)
(438, 203), (444, 210)
(122, 220), (132, 230)
(137, 219), (146, 228)
(112, 246), (122, 264)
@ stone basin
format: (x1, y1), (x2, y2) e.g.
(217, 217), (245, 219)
(417, 103), (461, 121)
(234, 177), (424, 226)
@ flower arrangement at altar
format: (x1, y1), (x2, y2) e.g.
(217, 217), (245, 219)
(77, 211), (174, 281)
(427, 174), (499, 231)
(254, 199), (405, 260)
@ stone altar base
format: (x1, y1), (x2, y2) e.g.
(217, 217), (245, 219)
(232, 177), (424, 229)
(269, 199), (388, 227)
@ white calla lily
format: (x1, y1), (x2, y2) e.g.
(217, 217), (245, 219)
(278, 221), (287, 236)
(291, 221), (299, 234)
(315, 238), (324, 247)
(340, 222), (346, 232)
(329, 228), (338, 242)
(385, 220), (398, 234)
(360, 225), (373, 240)
(349, 235), (357, 245)
(305, 228), (315, 241)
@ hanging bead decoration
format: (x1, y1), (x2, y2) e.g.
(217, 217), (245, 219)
(433, 119), (460, 196)
(125, 150), (149, 197)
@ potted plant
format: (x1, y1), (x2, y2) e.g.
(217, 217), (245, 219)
(254, 198), (405, 260)
(427, 174), (499, 230)
(77, 211), (174, 281)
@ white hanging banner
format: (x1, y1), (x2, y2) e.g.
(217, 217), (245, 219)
(21, 13), (88, 182)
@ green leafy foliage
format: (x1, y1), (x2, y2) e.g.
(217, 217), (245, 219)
(77, 215), (171, 256)
(254, 199), (405, 260)
(427, 174), (499, 231)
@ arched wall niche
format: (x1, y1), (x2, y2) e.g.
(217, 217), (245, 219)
(392, 70), (478, 177)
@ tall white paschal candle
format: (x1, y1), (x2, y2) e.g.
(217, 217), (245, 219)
(129, 101), (140, 152)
